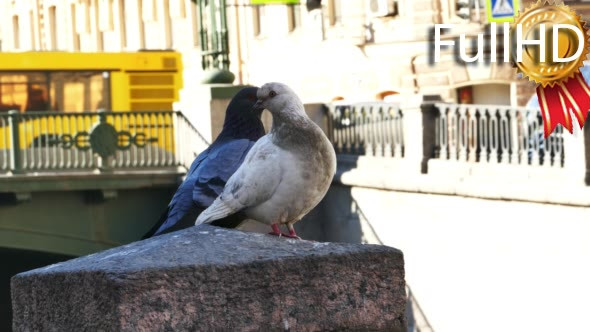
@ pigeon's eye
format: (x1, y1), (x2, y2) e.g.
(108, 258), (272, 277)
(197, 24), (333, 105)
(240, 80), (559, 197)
(269, 90), (277, 98)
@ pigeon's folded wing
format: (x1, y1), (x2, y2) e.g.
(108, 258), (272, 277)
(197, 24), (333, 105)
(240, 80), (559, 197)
(195, 137), (282, 225)
(192, 138), (256, 208)
(146, 148), (210, 237)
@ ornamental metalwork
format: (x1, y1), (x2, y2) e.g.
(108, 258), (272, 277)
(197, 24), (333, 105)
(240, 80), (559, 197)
(46, 112), (159, 159)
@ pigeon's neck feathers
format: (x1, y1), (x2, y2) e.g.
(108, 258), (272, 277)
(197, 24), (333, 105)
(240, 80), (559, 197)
(269, 105), (326, 153)
(218, 114), (265, 141)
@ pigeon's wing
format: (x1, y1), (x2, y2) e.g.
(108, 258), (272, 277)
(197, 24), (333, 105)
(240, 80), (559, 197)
(149, 139), (255, 237)
(195, 137), (282, 225)
(145, 148), (211, 238)
(192, 138), (256, 208)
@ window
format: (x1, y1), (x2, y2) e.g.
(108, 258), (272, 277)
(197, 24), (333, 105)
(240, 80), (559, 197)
(137, 0), (146, 48)
(456, 0), (486, 21)
(48, 6), (57, 50)
(366, 0), (399, 18)
(252, 5), (262, 36)
(191, 0), (199, 46)
(287, 4), (301, 32)
(327, 0), (341, 26)
(142, 0), (156, 21)
(99, 0), (114, 31)
(95, 0), (104, 51)
(457, 86), (473, 104)
(76, 0), (91, 34)
(49, 72), (110, 112)
(164, 0), (173, 49)
(0, 73), (50, 112)
(0, 72), (111, 113)
(71, 4), (81, 50)
(170, 0), (186, 18)
(12, 15), (20, 49)
(29, 10), (36, 50)
(119, 0), (127, 48)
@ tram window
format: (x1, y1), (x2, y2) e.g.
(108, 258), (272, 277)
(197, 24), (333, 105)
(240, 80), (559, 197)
(0, 73), (50, 112)
(49, 72), (110, 112)
(0, 71), (110, 113)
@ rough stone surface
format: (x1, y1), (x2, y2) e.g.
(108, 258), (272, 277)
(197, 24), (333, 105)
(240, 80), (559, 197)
(12, 225), (406, 332)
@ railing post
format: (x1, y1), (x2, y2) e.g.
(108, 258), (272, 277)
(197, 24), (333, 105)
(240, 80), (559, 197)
(401, 94), (437, 174)
(91, 110), (113, 172)
(8, 110), (22, 174)
(563, 123), (586, 184)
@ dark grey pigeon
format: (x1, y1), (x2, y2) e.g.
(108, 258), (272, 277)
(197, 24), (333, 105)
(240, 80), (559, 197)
(142, 87), (265, 238)
(195, 82), (336, 239)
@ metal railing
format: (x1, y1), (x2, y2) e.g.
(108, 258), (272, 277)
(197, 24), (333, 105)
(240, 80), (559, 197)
(0, 110), (209, 174)
(328, 102), (404, 157)
(434, 103), (564, 167)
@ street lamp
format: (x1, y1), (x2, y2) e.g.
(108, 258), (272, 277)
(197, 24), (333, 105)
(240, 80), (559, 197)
(194, 0), (235, 84)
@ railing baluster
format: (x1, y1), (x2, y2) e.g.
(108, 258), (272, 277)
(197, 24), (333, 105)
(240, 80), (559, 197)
(131, 113), (139, 168)
(499, 108), (509, 164)
(543, 128), (552, 168)
(448, 106), (457, 160)
(354, 106), (363, 154)
(153, 113), (160, 166)
(21, 114), (29, 171)
(1, 116), (8, 171)
(438, 106), (448, 160)
(489, 108), (498, 164)
(8, 111), (22, 173)
(508, 108), (518, 165)
(530, 119), (540, 166)
(167, 113), (174, 166)
(468, 107), (477, 163)
(554, 126), (563, 167)
(458, 106), (467, 162)
(374, 106), (383, 157)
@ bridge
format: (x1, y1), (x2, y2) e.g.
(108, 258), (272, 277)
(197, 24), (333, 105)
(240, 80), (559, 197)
(2, 97), (590, 331)
(0, 110), (208, 256)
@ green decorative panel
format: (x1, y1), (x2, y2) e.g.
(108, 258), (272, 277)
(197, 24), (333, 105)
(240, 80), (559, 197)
(89, 122), (118, 158)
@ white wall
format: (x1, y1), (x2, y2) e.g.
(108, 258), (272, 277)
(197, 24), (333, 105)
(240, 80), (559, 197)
(472, 83), (511, 105)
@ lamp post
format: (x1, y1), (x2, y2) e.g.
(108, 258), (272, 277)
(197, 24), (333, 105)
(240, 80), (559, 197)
(195, 0), (235, 84)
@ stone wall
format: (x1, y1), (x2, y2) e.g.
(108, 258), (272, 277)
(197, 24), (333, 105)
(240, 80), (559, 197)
(12, 225), (406, 331)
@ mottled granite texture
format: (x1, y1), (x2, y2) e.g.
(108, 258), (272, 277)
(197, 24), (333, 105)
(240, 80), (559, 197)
(12, 225), (406, 331)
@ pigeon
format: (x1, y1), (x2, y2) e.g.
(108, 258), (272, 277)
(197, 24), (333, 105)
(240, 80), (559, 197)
(195, 82), (336, 239)
(142, 86), (265, 238)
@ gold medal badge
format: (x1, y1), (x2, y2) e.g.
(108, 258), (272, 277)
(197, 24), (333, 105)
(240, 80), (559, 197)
(513, 1), (590, 137)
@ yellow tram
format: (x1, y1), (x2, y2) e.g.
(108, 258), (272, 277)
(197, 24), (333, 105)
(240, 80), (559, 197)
(0, 51), (183, 150)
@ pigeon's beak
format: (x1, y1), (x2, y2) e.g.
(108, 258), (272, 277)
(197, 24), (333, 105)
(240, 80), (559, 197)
(253, 99), (264, 111)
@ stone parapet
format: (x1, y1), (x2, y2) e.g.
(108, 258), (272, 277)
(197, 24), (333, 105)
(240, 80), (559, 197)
(12, 225), (406, 331)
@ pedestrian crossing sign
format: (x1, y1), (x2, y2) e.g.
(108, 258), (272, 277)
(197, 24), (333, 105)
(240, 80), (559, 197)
(486, 0), (519, 23)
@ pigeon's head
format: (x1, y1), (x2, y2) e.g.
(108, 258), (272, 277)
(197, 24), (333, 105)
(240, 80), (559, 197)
(226, 86), (263, 119)
(220, 86), (265, 139)
(254, 82), (304, 116)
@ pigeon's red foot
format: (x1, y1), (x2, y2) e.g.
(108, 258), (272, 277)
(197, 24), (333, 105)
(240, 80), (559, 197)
(281, 232), (301, 240)
(268, 224), (282, 237)
(282, 224), (301, 240)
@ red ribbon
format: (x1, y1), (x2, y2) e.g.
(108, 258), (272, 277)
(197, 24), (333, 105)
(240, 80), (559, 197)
(537, 72), (590, 137)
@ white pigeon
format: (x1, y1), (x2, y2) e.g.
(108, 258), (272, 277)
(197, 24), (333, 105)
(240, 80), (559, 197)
(195, 82), (336, 239)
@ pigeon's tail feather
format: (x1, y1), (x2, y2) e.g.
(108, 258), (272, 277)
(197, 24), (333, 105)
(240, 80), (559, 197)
(141, 207), (170, 239)
(195, 199), (236, 226)
(142, 205), (205, 239)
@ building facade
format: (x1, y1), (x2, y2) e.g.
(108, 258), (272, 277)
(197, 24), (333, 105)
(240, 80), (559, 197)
(0, 0), (546, 107)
